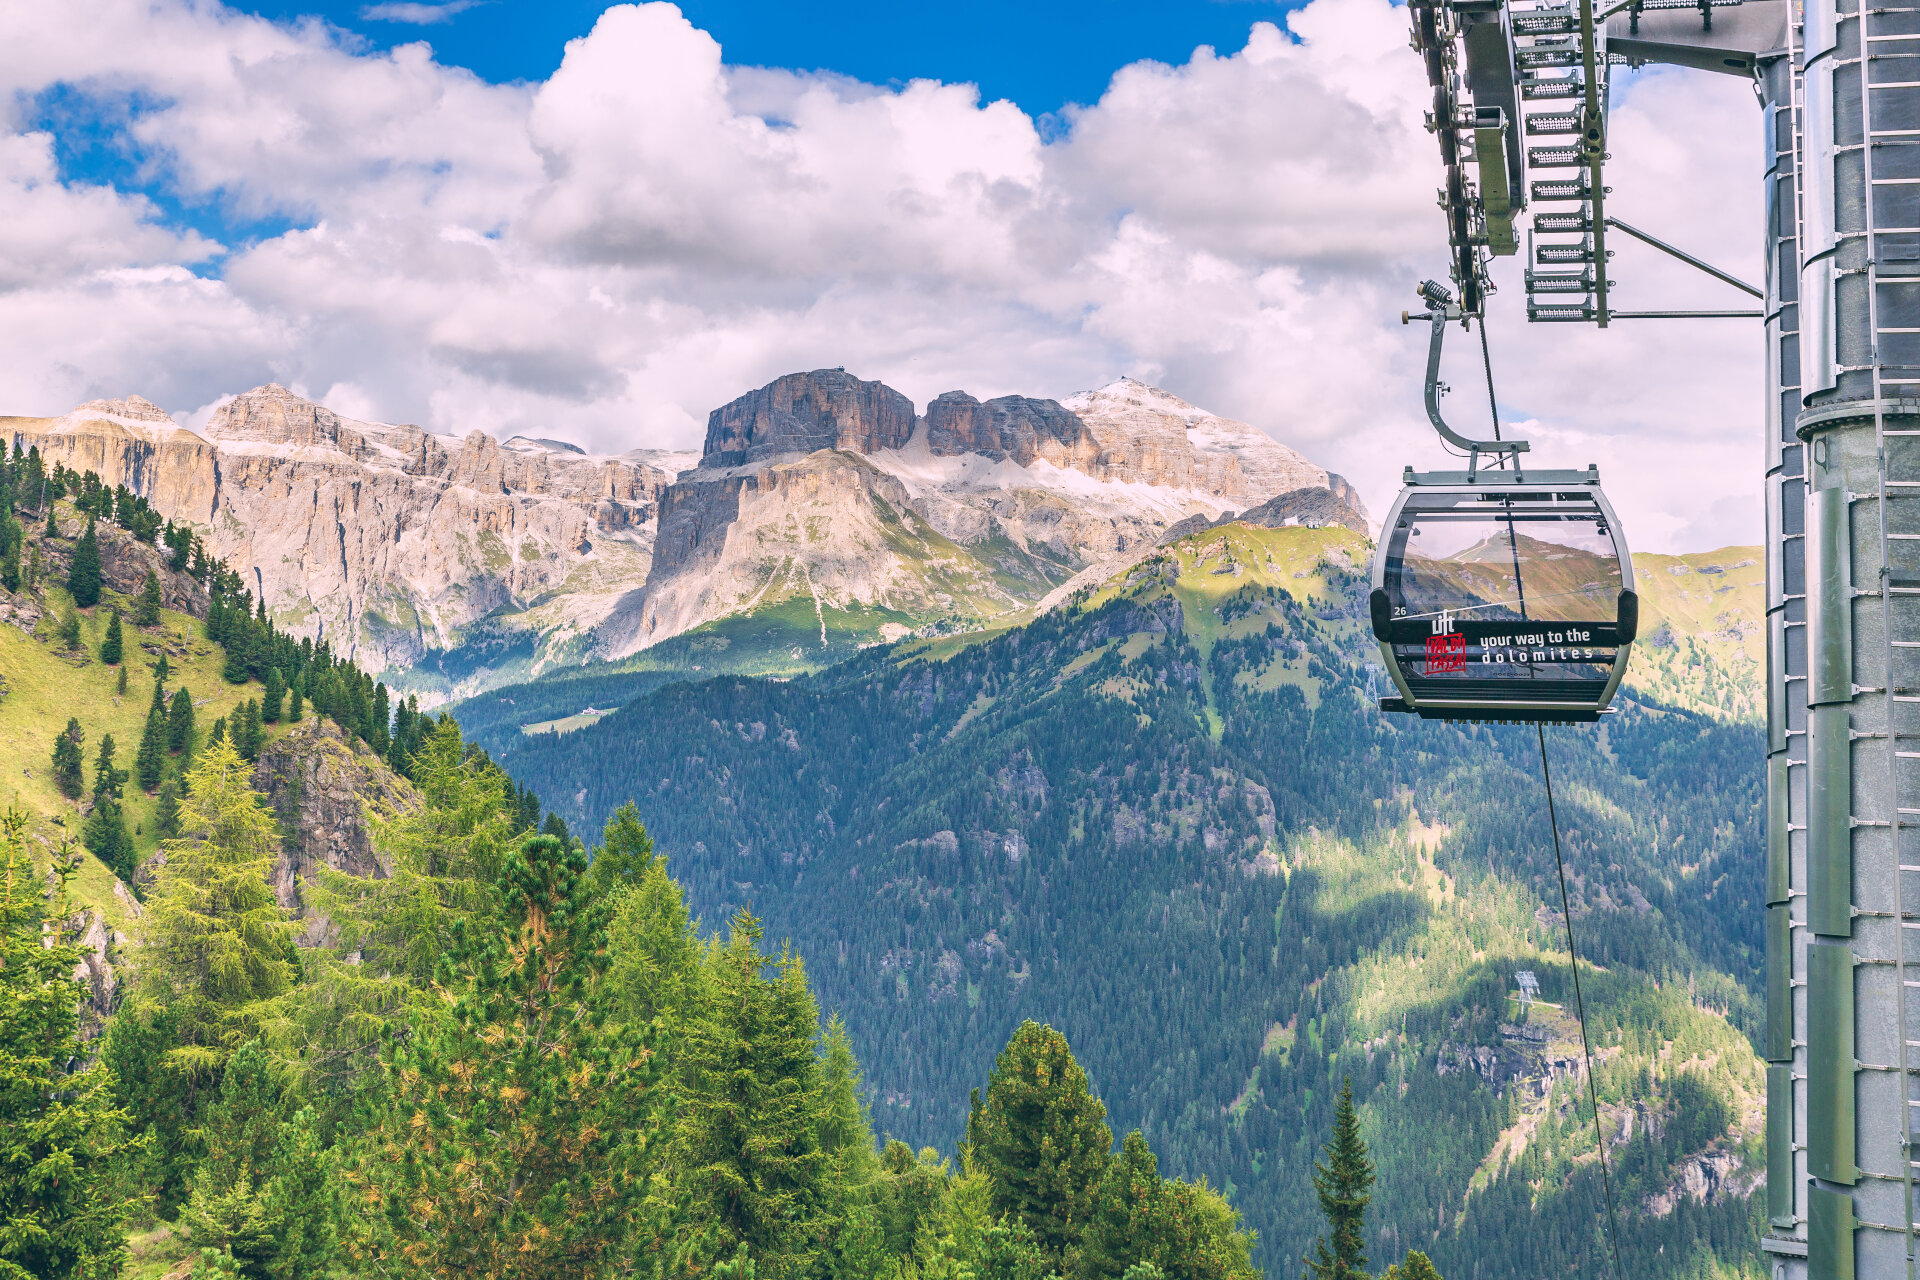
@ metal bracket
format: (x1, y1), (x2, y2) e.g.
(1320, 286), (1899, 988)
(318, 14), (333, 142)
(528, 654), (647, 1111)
(1404, 279), (1530, 473)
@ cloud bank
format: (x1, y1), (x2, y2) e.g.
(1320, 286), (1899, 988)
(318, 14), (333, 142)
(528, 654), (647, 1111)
(0, 0), (1762, 548)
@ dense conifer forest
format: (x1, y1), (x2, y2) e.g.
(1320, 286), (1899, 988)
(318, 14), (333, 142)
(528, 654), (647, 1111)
(498, 527), (1769, 1279)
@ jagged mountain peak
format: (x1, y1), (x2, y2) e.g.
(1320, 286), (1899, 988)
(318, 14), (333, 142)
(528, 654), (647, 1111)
(71, 393), (175, 425)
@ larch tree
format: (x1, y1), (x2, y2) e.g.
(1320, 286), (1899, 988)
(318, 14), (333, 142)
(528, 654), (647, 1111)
(1305, 1078), (1375, 1280)
(133, 738), (296, 1074)
(967, 1020), (1114, 1267)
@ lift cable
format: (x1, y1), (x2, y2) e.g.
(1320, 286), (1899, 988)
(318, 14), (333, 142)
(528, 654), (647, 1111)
(1536, 724), (1627, 1280)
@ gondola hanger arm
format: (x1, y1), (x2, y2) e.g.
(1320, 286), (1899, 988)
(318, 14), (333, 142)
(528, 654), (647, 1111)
(1402, 280), (1528, 473)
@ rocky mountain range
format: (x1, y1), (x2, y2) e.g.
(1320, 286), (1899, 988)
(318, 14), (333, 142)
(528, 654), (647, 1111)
(2, 370), (1363, 701)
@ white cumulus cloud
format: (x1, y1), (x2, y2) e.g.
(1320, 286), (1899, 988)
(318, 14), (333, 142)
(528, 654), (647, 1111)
(0, 0), (1765, 549)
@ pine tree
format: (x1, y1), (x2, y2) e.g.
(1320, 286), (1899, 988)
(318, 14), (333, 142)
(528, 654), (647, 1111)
(678, 911), (833, 1272)
(0, 811), (142, 1279)
(1305, 1078), (1375, 1280)
(262, 667), (284, 724)
(67, 518), (101, 607)
(135, 568), (163, 626)
(51, 718), (85, 799)
(134, 739), (295, 1073)
(168, 687), (195, 754)
(349, 833), (678, 1279)
(968, 1020), (1114, 1266)
(1079, 1131), (1165, 1280)
(100, 607), (123, 664)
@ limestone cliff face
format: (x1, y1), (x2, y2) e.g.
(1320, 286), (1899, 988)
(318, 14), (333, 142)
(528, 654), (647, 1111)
(924, 392), (1098, 468)
(1059, 376), (1330, 504)
(702, 369), (916, 467)
(600, 449), (1025, 655)
(5, 369), (1349, 692)
(7, 385), (677, 698)
(603, 370), (1355, 662)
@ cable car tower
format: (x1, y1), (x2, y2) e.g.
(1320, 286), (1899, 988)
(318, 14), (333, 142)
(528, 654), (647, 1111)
(1406, 0), (1920, 1271)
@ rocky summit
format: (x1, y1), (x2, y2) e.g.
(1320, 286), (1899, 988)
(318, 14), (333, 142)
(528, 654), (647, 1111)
(4, 371), (1363, 700)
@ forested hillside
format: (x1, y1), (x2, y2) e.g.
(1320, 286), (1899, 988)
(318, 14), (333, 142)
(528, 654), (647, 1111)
(502, 523), (1769, 1279)
(0, 442), (1278, 1280)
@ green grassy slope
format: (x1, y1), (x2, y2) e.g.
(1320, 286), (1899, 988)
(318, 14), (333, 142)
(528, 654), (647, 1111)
(0, 532), (270, 929)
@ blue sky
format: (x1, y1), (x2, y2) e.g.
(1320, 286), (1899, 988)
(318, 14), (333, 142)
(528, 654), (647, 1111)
(245, 0), (1296, 116)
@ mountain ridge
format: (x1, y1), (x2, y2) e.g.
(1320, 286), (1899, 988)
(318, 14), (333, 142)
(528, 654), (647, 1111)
(5, 371), (1366, 702)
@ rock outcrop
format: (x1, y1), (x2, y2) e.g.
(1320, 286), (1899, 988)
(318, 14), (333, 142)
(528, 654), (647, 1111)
(251, 718), (417, 944)
(924, 391), (1097, 468)
(702, 369), (916, 467)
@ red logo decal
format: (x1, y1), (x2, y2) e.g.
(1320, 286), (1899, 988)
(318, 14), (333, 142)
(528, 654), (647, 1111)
(1425, 632), (1466, 674)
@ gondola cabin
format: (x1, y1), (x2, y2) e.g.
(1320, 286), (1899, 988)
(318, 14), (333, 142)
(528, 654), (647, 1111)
(1368, 467), (1637, 723)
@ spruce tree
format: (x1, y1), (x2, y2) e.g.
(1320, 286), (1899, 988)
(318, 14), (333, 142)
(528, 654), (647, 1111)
(1305, 1078), (1374, 1280)
(350, 833), (678, 1279)
(92, 733), (125, 803)
(287, 675), (303, 724)
(135, 568), (163, 626)
(67, 519), (101, 607)
(541, 810), (571, 845)
(1382, 1253), (1444, 1280)
(82, 794), (133, 883)
(136, 696), (168, 793)
(134, 739), (294, 1073)
(51, 718), (85, 799)
(100, 607), (123, 664)
(968, 1020), (1114, 1266)
(0, 534), (18, 594)
(153, 650), (170, 685)
(44, 505), (57, 539)
(0, 812), (141, 1279)
(233, 699), (263, 763)
(58, 602), (82, 650)
(180, 1042), (344, 1278)
(154, 774), (183, 841)
(167, 687), (195, 754)
(207, 716), (226, 749)
(262, 667), (284, 723)
(678, 911), (833, 1272)
(115, 662), (127, 696)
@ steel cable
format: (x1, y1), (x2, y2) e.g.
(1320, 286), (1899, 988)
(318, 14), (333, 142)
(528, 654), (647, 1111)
(1537, 723), (1627, 1280)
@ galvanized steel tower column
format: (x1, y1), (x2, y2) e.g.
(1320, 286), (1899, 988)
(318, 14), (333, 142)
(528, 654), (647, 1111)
(1769, 0), (1920, 1268)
